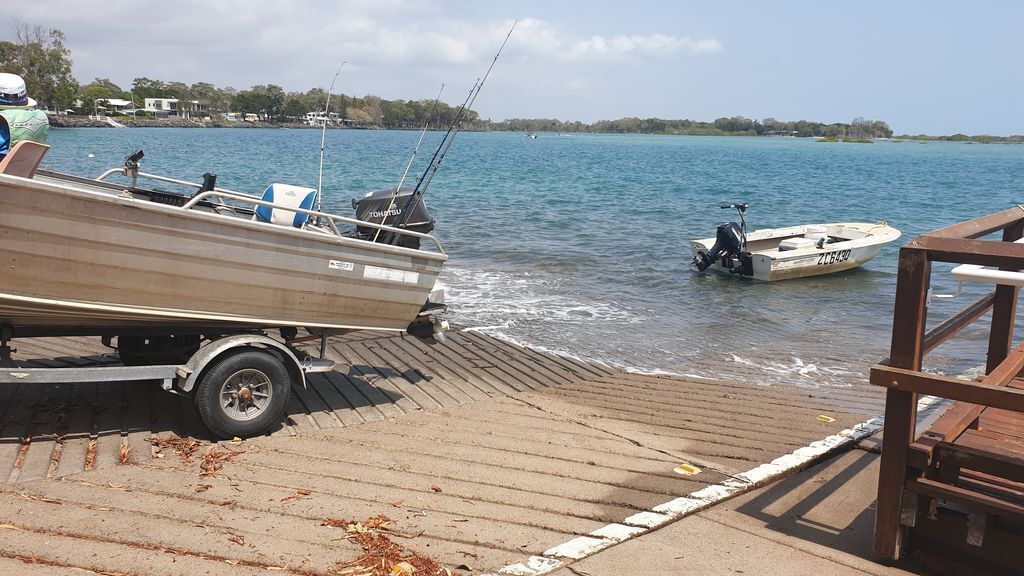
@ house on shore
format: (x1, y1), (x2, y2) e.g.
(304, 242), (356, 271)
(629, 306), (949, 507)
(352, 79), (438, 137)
(302, 111), (344, 127)
(143, 97), (210, 120)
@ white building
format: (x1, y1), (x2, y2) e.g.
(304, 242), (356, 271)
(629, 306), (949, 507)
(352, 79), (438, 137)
(143, 97), (210, 119)
(103, 98), (133, 113)
(303, 111), (343, 126)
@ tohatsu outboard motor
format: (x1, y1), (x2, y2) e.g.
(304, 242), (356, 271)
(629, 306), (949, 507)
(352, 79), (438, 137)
(692, 221), (745, 271)
(691, 202), (752, 275)
(351, 187), (435, 249)
(351, 186), (448, 343)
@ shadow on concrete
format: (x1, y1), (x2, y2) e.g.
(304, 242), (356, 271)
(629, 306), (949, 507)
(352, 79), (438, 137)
(0, 352), (410, 481)
(733, 448), (928, 574)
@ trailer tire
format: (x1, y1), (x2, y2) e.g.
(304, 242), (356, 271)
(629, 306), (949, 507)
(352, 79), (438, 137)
(195, 349), (292, 439)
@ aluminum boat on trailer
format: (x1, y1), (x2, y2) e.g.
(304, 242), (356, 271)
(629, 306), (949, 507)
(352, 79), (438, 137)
(690, 203), (901, 281)
(1, 149), (447, 338)
(0, 142), (448, 438)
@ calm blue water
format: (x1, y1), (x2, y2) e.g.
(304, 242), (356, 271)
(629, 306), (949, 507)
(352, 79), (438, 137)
(42, 128), (1024, 386)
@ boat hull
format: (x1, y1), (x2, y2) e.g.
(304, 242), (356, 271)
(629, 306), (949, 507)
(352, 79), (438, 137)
(0, 172), (447, 337)
(690, 222), (900, 281)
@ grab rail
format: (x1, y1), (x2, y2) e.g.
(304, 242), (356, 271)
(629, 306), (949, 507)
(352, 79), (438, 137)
(949, 237), (1024, 287)
(95, 168), (445, 255)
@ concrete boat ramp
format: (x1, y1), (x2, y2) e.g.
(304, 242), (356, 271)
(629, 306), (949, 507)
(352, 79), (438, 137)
(0, 330), (889, 575)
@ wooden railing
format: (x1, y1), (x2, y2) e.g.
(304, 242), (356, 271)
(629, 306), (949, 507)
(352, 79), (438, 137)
(870, 205), (1024, 560)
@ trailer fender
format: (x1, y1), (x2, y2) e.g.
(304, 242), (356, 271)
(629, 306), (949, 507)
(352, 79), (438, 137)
(177, 334), (306, 393)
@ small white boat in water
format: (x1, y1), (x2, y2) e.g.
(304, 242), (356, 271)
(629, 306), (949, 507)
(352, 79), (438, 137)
(690, 203), (900, 281)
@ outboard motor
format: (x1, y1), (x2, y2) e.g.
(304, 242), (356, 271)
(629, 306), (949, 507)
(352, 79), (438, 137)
(692, 221), (745, 272)
(351, 187), (435, 249)
(691, 202), (753, 275)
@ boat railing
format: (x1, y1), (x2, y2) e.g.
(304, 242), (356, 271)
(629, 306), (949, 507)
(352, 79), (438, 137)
(95, 168), (445, 255)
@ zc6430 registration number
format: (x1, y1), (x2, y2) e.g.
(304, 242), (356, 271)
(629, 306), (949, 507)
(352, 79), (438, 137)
(817, 249), (852, 265)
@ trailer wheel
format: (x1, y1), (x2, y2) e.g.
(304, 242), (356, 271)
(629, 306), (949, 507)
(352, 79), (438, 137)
(195, 349), (292, 439)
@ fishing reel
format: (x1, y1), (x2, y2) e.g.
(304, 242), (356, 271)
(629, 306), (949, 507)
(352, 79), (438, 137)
(123, 149), (144, 188)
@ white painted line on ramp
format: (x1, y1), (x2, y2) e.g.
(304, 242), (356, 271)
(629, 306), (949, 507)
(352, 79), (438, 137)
(488, 395), (944, 575)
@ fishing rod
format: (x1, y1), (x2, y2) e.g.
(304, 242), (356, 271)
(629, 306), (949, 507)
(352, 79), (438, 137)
(387, 19), (517, 243)
(396, 83), (445, 195)
(372, 83), (445, 243)
(316, 61), (346, 215)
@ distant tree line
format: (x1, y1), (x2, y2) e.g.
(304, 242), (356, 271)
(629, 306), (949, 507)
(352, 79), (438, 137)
(89, 76), (482, 128)
(3, 24), (1021, 142)
(493, 116), (896, 138)
(894, 133), (1024, 143)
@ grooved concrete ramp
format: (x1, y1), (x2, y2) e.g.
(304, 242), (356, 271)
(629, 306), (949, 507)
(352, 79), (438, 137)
(0, 331), (886, 574)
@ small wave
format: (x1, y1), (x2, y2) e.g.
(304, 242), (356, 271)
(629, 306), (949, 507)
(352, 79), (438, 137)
(729, 354), (863, 388)
(441, 266), (644, 327)
(461, 327), (616, 371)
(625, 366), (714, 380)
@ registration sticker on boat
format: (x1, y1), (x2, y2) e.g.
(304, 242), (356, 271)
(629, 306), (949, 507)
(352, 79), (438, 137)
(364, 265), (420, 284)
(328, 260), (354, 271)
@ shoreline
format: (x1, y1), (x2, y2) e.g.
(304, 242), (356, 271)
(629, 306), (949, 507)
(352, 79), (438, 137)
(47, 117), (1024, 143)
(47, 115), (314, 130)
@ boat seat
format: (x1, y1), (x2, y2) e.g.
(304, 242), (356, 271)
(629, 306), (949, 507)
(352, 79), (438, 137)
(0, 140), (49, 178)
(253, 183), (318, 228)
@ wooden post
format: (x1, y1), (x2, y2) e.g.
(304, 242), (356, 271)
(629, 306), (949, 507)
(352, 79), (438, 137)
(986, 221), (1024, 373)
(875, 247), (930, 559)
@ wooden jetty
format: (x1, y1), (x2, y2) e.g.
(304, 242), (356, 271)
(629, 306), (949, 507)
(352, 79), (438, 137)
(0, 329), (887, 574)
(871, 206), (1024, 573)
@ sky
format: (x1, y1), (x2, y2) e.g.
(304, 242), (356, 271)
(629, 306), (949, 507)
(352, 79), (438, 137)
(4, 0), (1023, 135)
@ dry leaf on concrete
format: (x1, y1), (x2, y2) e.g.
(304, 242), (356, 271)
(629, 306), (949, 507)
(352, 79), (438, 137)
(281, 489), (312, 503)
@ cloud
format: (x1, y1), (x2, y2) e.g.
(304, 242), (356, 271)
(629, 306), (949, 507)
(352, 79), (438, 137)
(513, 18), (722, 63)
(4, 5), (719, 73)
(2, 1), (722, 121)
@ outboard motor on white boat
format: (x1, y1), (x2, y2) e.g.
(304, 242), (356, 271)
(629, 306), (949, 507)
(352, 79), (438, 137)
(351, 187), (435, 249)
(691, 202), (752, 275)
(692, 221), (745, 272)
